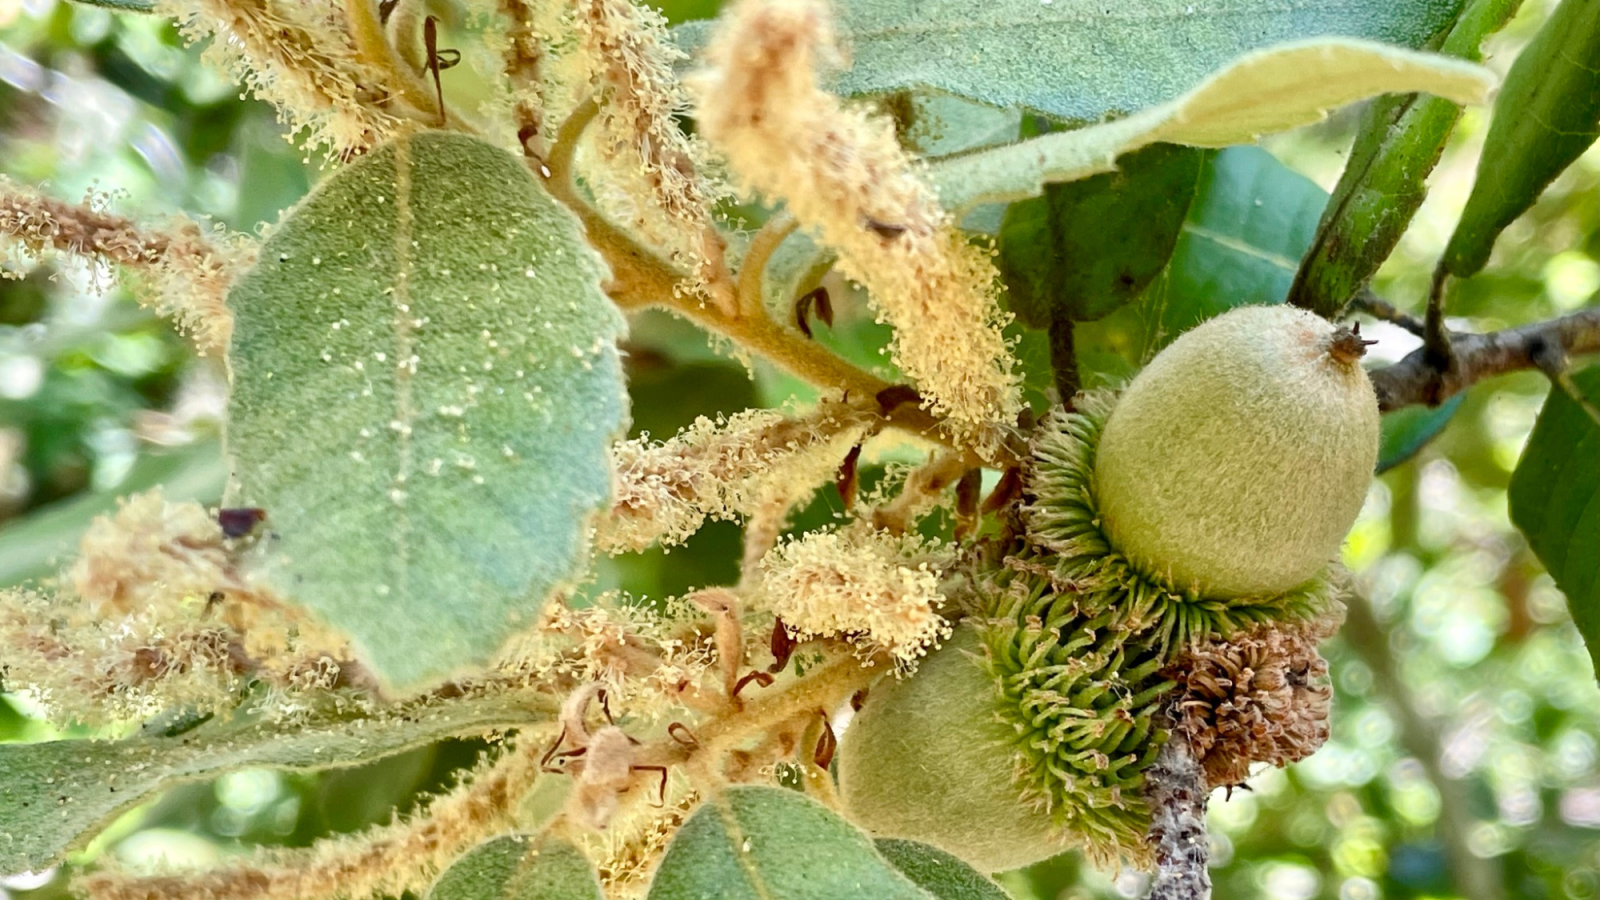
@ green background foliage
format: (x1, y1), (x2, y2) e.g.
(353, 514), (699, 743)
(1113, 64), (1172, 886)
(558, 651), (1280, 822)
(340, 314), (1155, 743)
(0, 0), (1595, 899)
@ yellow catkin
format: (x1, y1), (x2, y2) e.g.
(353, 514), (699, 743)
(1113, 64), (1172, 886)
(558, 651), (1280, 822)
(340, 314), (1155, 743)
(573, 0), (734, 310)
(156, 0), (403, 156)
(0, 490), (351, 726)
(0, 181), (246, 356)
(757, 523), (953, 665)
(597, 406), (867, 553)
(692, 0), (1020, 445)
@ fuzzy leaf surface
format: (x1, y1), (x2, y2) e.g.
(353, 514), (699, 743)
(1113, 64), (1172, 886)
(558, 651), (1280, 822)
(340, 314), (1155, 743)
(0, 693), (542, 873)
(646, 786), (933, 900)
(874, 839), (1012, 900)
(676, 0), (1462, 122)
(1509, 366), (1600, 677)
(427, 834), (602, 900)
(1441, 0), (1600, 277)
(1286, 0), (1523, 317)
(930, 38), (1494, 213)
(226, 132), (626, 691)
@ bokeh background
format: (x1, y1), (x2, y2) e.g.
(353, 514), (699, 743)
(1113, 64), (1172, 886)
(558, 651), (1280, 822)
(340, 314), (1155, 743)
(0, 0), (1595, 898)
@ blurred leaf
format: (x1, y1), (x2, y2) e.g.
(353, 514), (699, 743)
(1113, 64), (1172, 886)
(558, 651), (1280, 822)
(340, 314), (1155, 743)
(1508, 366), (1599, 677)
(0, 693), (545, 873)
(226, 132), (627, 691)
(1287, 0), (1523, 317)
(1442, 0), (1600, 278)
(231, 114), (313, 234)
(428, 835), (602, 900)
(1139, 146), (1328, 347)
(875, 839), (1012, 900)
(646, 786), (933, 900)
(0, 441), (226, 588)
(1377, 394), (1465, 473)
(674, 0), (1462, 122)
(929, 39), (1493, 212)
(998, 143), (1204, 328)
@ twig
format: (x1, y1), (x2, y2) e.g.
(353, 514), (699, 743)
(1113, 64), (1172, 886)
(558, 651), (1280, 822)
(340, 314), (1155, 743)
(1349, 289), (1427, 338)
(1423, 264), (1454, 373)
(1342, 589), (1503, 900)
(737, 212), (798, 317)
(1368, 307), (1600, 411)
(1143, 728), (1210, 900)
(1046, 315), (1079, 408)
(539, 99), (980, 460)
(344, 0), (439, 119)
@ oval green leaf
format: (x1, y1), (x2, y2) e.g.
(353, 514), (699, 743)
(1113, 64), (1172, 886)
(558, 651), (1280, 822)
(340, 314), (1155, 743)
(1509, 366), (1599, 678)
(428, 835), (602, 900)
(874, 839), (1012, 900)
(1071, 146), (1327, 385)
(225, 131), (627, 691)
(647, 786), (934, 900)
(998, 142), (1205, 328)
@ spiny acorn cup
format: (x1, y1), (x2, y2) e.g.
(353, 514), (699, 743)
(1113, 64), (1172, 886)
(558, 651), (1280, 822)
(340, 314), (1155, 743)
(838, 305), (1376, 872)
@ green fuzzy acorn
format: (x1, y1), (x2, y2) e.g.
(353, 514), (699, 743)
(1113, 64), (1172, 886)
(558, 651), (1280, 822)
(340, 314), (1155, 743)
(838, 305), (1376, 872)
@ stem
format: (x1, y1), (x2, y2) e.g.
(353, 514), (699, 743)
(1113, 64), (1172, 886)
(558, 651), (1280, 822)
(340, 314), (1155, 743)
(1046, 315), (1079, 408)
(386, 0), (426, 74)
(1369, 307), (1600, 411)
(1350, 289), (1427, 338)
(1143, 730), (1211, 900)
(700, 652), (880, 752)
(738, 212), (799, 317)
(540, 100), (959, 452)
(1422, 263), (1455, 376)
(345, 0), (439, 118)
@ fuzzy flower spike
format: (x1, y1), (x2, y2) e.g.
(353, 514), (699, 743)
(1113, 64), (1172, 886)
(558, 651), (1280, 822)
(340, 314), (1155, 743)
(692, 0), (1022, 450)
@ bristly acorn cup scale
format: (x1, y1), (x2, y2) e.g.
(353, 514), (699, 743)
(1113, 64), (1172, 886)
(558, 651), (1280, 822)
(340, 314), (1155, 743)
(839, 305), (1378, 872)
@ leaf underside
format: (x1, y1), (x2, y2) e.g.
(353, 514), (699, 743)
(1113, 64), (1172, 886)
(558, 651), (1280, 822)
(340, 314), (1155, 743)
(0, 693), (538, 874)
(930, 37), (1494, 212)
(675, 0), (1464, 122)
(1509, 367), (1600, 677)
(226, 132), (627, 691)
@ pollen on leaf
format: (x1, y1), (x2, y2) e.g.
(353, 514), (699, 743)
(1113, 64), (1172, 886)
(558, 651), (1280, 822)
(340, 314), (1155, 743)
(692, 0), (1021, 446)
(756, 523), (954, 666)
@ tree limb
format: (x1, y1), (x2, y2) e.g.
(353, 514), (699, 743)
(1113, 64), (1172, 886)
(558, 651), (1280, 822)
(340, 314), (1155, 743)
(1143, 729), (1211, 900)
(1368, 307), (1600, 412)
